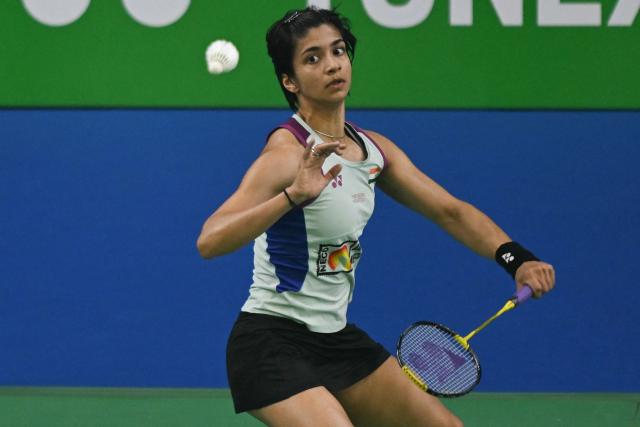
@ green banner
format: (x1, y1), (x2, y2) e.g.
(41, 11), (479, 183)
(1, 0), (638, 108)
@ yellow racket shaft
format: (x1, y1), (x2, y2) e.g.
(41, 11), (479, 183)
(457, 300), (517, 348)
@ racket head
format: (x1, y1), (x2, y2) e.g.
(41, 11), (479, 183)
(397, 321), (481, 398)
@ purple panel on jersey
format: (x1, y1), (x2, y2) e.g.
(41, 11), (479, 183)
(281, 117), (310, 147)
(267, 208), (309, 293)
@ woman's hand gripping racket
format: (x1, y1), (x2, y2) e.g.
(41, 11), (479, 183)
(396, 285), (533, 397)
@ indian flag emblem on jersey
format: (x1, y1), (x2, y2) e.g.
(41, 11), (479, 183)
(317, 241), (362, 275)
(368, 166), (382, 184)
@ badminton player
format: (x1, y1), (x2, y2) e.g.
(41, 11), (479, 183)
(197, 7), (555, 427)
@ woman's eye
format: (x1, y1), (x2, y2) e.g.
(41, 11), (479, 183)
(307, 55), (319, 64)
(334, 47), (345, 55)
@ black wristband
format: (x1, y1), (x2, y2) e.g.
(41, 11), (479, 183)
(283, 188), (297, 208)
(495, 241), (539, 279)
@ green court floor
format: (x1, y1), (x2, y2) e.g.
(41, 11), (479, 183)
(1, 388), (638, 426)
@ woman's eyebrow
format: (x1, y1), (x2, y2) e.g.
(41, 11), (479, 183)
(300, 38), (344, 56)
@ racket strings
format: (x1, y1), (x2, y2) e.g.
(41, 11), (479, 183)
(399, 324), (479, 395)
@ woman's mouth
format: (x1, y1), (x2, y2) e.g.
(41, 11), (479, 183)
(327, 78), (346, 88)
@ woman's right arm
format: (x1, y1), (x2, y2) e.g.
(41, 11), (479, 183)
(196, 131), (343, 259)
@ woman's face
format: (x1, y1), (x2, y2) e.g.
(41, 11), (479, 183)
(284, 24), (352, 108)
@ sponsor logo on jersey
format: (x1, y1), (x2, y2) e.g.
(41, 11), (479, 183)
(352, 192), (367, 203)
(317, 241), (362, 275)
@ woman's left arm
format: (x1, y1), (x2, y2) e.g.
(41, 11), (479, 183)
(370, 130), (555, 297)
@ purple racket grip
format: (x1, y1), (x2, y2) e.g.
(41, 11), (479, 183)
(513, 285), (533, 305)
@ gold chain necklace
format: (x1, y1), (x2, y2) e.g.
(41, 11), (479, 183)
(312, 128), (346, 140)
(297, 112), (347, 140)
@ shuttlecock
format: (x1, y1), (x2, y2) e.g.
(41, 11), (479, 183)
(205, 40), (239, 74)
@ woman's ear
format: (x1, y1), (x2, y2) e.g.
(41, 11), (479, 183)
(282, 74), (299, 94)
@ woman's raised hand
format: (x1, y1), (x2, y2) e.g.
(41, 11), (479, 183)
(285, 136), (346, 205)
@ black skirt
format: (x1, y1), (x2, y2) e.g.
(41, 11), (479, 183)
(226, 311), (391, 413)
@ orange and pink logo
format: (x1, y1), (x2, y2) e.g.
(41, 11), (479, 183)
(328, 244), (352, 270)
(317, 241), (362, 275)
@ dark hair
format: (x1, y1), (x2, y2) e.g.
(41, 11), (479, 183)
(266, 7), (357, 111)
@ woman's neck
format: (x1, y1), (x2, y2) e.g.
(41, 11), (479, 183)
(297, 102), (346, 139)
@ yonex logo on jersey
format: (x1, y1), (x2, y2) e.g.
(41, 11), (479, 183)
(502, 253), (515, 263)
(317, 241), (362, 275)
(331, 174), (343, 188)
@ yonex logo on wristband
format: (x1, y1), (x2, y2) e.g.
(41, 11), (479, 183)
(495, 241), (539, 279)
(502, 253), (515, 263)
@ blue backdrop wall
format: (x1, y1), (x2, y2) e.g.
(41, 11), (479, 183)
(1, 110), (638, 392)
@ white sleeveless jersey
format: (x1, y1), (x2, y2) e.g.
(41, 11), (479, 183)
(241, 114), (388, 333)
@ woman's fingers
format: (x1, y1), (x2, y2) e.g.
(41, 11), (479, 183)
(515, 261), (555, 298)
(324, 163), (343, 181)
(305, 136), (344, 163)
(289, 136), (346, 203)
